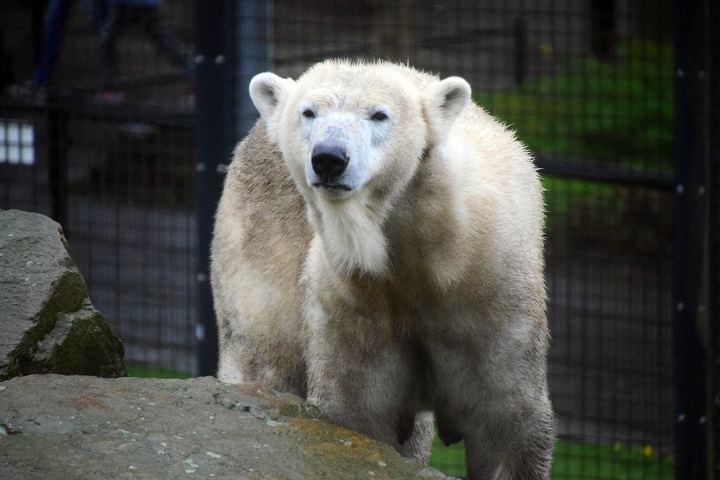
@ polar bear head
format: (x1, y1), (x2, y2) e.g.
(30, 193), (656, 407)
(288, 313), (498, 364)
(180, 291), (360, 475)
(249, 60), (471, 274)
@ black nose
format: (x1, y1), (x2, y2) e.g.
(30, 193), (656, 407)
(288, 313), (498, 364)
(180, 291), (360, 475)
(311, 143), (349, 179)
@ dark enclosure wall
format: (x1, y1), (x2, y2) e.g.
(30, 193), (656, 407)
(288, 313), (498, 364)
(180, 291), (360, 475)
(2, 0), (711, 478)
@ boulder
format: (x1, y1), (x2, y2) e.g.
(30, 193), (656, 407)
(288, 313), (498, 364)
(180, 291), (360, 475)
(0, 209), (126, 380)
(0, 375), (450, 480)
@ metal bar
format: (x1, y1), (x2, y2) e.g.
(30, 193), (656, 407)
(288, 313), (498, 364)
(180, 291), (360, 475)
(673, 0), (712, 478)
(71, 72), (191, 92)
(513, 17), (527, 86)
(708, 0), (720, 474)
(193, 0), (273, 377)
(418, 26), (516, 48)
(535, 155), (674, 189)
(194, 0), (229, 377)
(236, 0), (273, 136)
(0, 97), (194, 128)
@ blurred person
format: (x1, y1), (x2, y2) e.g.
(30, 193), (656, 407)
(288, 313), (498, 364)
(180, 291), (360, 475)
(99, 0), (192, 84)
(30, 0), (107, 92)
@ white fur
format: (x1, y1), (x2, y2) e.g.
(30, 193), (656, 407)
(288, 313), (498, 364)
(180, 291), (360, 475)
(310, 199), (389, 275)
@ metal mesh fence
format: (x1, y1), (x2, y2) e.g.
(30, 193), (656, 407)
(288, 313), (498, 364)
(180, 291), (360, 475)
(1, 0), (197, 373)
(1, 1), (679, 478)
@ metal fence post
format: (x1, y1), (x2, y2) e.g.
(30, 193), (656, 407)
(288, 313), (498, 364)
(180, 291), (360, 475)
(194, 1), (272, 376)
(194, 1), (231, 377)
(512, 17), (527, 87)
(707, 0), (720, 473)
(673, 0), (718, 478)
(236, 0), (273, 135)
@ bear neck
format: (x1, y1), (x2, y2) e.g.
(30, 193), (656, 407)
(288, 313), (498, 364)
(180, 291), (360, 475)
(308, 194), (391, 277)
(307, 150), (467, 287)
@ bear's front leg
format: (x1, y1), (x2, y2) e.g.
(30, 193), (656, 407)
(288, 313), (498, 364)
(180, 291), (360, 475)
(303, 289), (433, 463)
(431, 321), (555, 480)
(462, 402), (554, 480)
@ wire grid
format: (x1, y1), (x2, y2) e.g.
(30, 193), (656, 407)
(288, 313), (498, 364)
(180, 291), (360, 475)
(1, 0), (197, 374)
(0, 1), (675, 478)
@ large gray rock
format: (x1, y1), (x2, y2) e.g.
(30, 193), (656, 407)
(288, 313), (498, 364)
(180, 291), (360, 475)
(0, 209), (126, 380)
(0, 375), (449, 480)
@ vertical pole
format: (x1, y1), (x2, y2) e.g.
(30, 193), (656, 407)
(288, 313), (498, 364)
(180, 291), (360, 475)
(590, 0), (616, 59)
(194, 0), (272, 376)
(673, 0), (715, 478)
(512, 17), (527, 87)
(194, 1), (230, 377)
(236, 0), (273, 136)
(706, 0), (720, 474)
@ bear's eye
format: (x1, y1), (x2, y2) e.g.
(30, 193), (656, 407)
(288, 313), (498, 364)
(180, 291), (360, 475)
(371, 111), (388, 122)
(302, 109), (316, 119)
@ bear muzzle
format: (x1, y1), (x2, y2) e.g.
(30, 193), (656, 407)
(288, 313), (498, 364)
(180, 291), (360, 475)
(310, 142), (351, 191)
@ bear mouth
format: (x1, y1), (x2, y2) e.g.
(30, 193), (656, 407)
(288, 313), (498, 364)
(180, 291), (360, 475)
(312, 182), (352, 192)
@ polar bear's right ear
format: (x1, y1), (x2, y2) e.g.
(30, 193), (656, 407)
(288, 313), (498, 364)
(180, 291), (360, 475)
(249, 72), (294, 123)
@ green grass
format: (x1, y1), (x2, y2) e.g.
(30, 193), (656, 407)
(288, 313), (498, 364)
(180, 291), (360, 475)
(552, 440), (674, 480)
(471, 41), (675, 248)
(474, 40), (673, 176)
(430, 433), (467, 477)
(541, 175), (621, 231)
(429, 436), (675, 479)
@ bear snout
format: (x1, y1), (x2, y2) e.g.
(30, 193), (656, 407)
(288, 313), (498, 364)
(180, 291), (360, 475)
(311, 143), (349, 182)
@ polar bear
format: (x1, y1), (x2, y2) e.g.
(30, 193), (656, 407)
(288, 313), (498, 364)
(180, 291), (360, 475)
(211, 60), (554, 479)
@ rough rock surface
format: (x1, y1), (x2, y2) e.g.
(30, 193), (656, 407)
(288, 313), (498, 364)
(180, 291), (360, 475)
(0, 209), (126, 380)
(0, 375), (450, 480)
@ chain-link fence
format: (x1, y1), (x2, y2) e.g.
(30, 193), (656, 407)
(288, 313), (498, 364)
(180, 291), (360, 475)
(2, 0), (197, 372)
(2, 1), (713, 478)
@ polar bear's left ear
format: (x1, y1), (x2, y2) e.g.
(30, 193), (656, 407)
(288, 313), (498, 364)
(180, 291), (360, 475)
(249, 72), (294, 123)
(424, 76), (471, 136)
